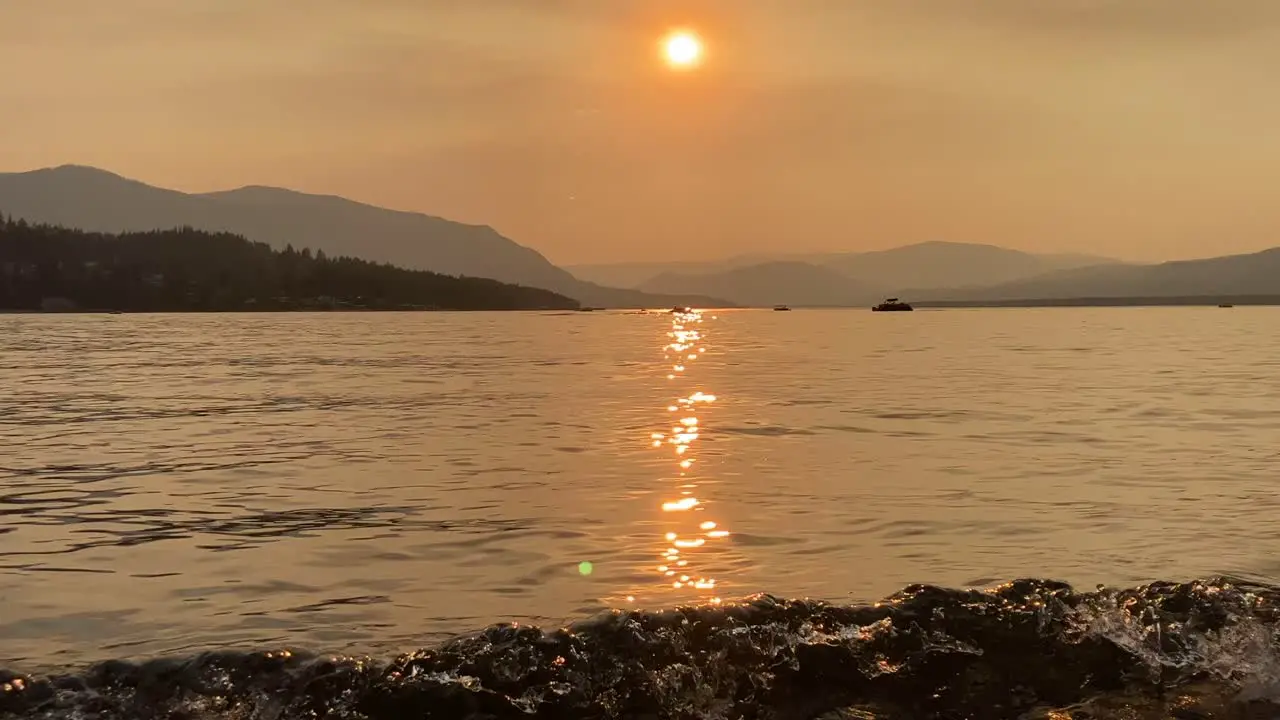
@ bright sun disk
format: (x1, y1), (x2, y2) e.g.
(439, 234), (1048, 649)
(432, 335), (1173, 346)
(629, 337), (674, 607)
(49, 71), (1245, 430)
(663, 31), (703, 69)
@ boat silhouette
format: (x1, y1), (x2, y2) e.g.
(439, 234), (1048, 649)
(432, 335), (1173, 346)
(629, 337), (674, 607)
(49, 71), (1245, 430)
(872, 298), (913, 312)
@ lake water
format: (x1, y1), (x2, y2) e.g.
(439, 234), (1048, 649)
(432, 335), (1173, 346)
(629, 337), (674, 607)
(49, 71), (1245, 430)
(4, 308), (1280, 717)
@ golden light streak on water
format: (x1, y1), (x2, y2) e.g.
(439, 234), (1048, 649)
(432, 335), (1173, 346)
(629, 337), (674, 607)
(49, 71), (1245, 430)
(618, 307), (732, 607)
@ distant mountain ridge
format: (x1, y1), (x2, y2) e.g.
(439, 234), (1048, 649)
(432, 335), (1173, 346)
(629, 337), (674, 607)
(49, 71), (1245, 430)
(643, 261), (883, 307)
(579, 240), (1280, 308)
(0, 218), (578, 312)
(572, 242), (1120, 304)
(812, 241), (1119, 290)
(916, 246), (1280, 302)
(618, 242), (1121, 307)
(9, 165), (1272, 309)
(565, 260), (730, 290)
(0, 165), (726, 309)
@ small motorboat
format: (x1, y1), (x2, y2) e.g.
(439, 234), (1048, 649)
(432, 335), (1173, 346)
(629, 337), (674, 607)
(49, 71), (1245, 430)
(1218, 303), (1234, 308)
(773, 305), (791, 312)
(872, 298), (913, 312)
(670, 306), (693, 314)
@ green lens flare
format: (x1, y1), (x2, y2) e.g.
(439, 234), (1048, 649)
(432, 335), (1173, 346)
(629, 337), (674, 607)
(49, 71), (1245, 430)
(578, 561), (594, 576)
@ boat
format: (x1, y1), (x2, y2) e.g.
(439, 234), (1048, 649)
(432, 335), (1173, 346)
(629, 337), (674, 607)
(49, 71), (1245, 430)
(773, 305), (791, 312)
(1218, 303), (1234, 308)
(670, 306), (693, 314)
(872, 298), (913, 312)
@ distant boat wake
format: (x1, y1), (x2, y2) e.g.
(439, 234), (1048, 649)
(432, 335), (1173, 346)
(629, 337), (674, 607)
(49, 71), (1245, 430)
(4, 577), (1280, 719)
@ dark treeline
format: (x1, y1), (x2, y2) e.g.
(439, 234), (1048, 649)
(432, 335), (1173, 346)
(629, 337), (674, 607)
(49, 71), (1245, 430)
(0, 216), (578, 312)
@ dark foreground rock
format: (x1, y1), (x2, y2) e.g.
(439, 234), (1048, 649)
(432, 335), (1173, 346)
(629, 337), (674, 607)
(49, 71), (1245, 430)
(4, 578), (1280, 719)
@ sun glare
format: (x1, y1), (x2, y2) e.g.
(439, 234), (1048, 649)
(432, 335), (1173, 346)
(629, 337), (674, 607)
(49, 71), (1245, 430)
(663, 31), (703, 70)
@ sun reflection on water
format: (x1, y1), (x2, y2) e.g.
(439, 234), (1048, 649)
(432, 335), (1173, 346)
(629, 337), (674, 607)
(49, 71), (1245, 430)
(629, 308), (730, 605)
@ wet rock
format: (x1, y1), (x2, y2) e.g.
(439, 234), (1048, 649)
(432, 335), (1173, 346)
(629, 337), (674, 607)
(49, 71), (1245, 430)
(4, 578), (1280, 719)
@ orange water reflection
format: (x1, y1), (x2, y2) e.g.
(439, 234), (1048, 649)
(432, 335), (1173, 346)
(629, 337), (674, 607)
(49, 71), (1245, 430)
(630, 308), (730, 606)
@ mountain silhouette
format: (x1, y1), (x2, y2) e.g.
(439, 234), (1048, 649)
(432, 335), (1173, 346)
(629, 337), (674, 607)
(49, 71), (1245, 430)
(920, 247), (1280, 302)
(641, 261), (883, 307)
(571, 242), (1118, 299)
(1, 219), (578, 312)
(813, 241), (1117, 290)
(622, 242), (1122, 306)
(14, 165), (1256, 308)
(566, 260), (734, 290)
(0, 165), (727, 309)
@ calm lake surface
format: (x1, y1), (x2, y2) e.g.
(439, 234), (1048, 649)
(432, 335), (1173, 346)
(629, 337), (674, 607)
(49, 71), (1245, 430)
(3, 308), (1279, 670)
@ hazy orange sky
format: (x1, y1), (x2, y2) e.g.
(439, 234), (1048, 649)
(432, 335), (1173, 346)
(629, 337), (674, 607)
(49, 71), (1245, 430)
(3, 0), (1279, 264)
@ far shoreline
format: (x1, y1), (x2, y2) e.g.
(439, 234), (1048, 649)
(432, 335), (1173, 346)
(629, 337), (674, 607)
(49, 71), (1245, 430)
(732, 295), (1280, 309)
(0, 307), (583, 315)
(6, 295), (1278, 314)
(911, 294), (1280, 308)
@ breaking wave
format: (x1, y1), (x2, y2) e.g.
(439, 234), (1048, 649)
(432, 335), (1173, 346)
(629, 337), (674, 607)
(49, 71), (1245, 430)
(5, 577), (1280, 719)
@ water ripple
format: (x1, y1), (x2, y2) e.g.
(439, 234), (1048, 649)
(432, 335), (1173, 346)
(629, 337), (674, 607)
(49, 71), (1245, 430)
(3, 308), (1280, 673)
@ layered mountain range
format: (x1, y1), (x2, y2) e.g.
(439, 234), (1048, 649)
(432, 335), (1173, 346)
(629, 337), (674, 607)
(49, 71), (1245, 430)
(574, 242), (1280, 306)
(4, 165), (1276, 308)
(0, 166), (721, 309)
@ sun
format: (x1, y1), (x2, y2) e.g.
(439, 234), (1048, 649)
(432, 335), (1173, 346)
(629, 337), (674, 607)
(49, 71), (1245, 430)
(662, 30), (703, 70)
